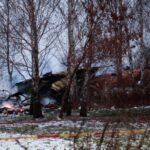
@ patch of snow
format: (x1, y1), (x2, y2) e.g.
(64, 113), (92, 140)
(38, 120), (104, 129)
(0, 133), (72, 150)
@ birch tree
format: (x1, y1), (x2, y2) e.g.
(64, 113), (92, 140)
(26, 0), (42, 118)
(65, 0), (76, 116)
(59, 0), (76, 118)
(7, 0), (60, 118)
(6, 0), (13, 84)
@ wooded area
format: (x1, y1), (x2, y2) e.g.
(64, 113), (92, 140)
(0, 0), (150, 118)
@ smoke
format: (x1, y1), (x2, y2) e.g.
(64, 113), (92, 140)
(0, 71), (18, 94)
(2, 101), (14, 109)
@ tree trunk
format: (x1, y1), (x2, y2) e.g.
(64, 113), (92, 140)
(28, 0), (43, 118)
(6, 0), (13, 85)
(63, 0), (75, 117)
(59, 86), (70, 118)
(80, 101), (87, 117)
(139, 0), (145, 85)
(127, 35), (135, 85)
(29, 100), (33, 115)
(115, 0), (123, 86)
(65, 101), (72, 116)
(116, 51), (123, 85)
(80, 70), (88, 117)
(31, 90), (43, 118)
(80, 1), (94, 117)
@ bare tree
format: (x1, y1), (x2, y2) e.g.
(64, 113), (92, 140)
(26, 0), (42, 118)
(5, 0), (61, 118)
(63, 0), (76, 116)
(79, 0), (95, 117)
(6, 0), (13, 84)
(0, 0), (14, 85)
(59, 0), (79, 118)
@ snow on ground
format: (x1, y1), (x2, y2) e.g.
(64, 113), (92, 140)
(0, 117), (149, 149)
(38, 120), (104, 129)
(0, 133), (73, 150)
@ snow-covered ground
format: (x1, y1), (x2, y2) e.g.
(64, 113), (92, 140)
(0, 117), (149, 150)
(0, 133), (72, 150)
